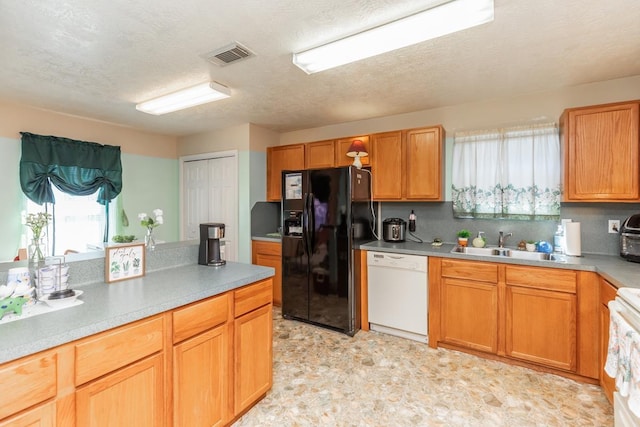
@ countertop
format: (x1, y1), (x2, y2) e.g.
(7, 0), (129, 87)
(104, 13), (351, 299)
(360, 240), (640, 290)
(252, 234), (282, 243)
(0, 261), (274, 364)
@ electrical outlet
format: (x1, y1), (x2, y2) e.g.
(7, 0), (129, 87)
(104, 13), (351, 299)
(608, 219), (620, 234)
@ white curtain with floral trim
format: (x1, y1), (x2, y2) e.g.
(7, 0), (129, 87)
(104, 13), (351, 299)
(452, 123), (561, 220)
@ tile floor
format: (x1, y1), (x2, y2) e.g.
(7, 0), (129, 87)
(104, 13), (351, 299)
(234, 308), (613, 426)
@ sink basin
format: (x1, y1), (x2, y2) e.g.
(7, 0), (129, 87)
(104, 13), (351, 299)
(451, 246), (507, 256)
(450, 246), (563, 262)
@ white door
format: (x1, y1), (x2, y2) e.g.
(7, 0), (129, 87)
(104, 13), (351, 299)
(182, 153), (238, 262)
(183, 160), (209, 241)
(208, 156), (237, 262)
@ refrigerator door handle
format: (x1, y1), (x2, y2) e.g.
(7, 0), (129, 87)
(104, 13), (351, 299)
(307, 192), (316, 251)
(302, 193), (309, 255)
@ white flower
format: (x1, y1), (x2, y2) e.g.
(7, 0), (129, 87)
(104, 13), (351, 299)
(153, 209), (163, 217)
(138, 213), (148, 221)
(155, 215), (164, 225)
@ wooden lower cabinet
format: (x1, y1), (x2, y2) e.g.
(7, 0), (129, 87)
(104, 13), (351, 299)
(234, 304), (273, 415)
(441, 277), (498, 353)
(505, 285), (576, 371)
(252, 240), (282, 306)
(0, 278), (273, 426)
(430, 257), (599, 381)
(600, 278), (617, 404)
(233, 279), (273, 417)
(438, 259), (499, 353)
(0, 402), (56, 427)
(174, 325), (229, 427)
(76, 354), (165, 427)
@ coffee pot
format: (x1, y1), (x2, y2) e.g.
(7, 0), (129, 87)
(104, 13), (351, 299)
(198, 223), (226, 266)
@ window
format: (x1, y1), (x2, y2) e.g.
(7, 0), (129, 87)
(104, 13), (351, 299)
(26, 188), (116, 255)
(451, 123), (561, 220)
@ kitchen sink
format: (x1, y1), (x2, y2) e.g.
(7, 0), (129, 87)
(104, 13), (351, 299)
(451, 246), (562, 262)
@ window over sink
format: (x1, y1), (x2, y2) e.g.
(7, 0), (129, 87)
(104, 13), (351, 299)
(451, 122), (561, 220)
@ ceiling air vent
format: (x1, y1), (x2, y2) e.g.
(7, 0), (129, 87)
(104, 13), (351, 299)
(202, 42), (255, 66)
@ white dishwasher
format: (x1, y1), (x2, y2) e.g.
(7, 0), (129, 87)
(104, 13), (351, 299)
(367, 251), (428, 343)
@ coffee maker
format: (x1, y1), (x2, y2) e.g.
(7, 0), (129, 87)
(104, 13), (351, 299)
(198, 223), (226, 266)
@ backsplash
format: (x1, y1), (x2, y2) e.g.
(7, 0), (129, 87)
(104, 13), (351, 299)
(251, 201), (281, 235)
(381, 202), (640, 256)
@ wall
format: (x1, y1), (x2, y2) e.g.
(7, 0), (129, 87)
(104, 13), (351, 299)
(0, 102), (180, 261)
(177, 123), (279, 263)
(275, 75), (640, 256)
(381, 202), (640, 256)
(279, 75), (640, 146)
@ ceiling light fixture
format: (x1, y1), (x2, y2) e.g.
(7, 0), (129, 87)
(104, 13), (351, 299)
(292, 0), (494, 74)
(135, 81), (231, 115)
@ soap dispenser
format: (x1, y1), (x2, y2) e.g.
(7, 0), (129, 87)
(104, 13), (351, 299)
(472, 232), (486, 248)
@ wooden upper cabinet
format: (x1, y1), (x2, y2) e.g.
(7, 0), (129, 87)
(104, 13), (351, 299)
(370, 131), (403, 199)
(305, 140), (335, 169)
(266, 144), (305, 201)
(405, 126), (444, 200)
(335, 135), (370, 167)
(561, 101), (640, 202)
(370, 126), (444, 201)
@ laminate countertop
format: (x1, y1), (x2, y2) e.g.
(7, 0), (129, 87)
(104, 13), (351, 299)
(359, 240), (640, 290)
(0, 262), (274, 364)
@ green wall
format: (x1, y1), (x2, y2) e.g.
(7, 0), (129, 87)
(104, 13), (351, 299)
(0, 138), (179, 261)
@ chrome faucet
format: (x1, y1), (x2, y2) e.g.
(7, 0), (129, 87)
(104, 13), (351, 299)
(498, 231), (512, 248)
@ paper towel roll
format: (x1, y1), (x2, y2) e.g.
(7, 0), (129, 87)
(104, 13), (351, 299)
(565, 222), (581, 256)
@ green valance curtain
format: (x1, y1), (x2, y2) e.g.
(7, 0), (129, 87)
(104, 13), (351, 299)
(19, 132), (122, 205)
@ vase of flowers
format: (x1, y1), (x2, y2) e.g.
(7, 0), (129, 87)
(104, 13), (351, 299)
(25, 212), (52, 263)
(139, 209), (163, 250)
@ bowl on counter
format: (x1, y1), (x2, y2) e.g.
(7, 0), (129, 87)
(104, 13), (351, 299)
(41, 290), (83, 308)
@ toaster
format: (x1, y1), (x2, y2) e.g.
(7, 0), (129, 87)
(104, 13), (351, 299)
(620, 214), (640, 263)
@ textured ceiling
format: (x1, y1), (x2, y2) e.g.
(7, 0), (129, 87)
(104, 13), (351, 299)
(1, 0), (639, 136)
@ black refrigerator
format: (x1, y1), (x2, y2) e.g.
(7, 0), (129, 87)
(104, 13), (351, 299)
(281, 166), (372, 336)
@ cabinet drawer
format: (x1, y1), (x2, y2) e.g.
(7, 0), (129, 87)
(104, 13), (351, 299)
(441, 259), (498, 283)
(173, 293), (229, 343)
(0, 351), (57, 420)
(506, 266), (576, 293)
(235, 279), (273, 318)
(75, 316), (164, 385)
(253, 241), (281, 257)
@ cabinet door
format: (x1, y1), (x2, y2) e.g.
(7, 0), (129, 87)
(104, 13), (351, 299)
(76, 354), (165, 427)
(267, 145), (305, 201)
(370, 131), (403, 200)
(335, 136), (370, 167)
(0, 401), (55, 427)
(563, 102), (640, 201)
(505, 286), (576, 371)
(305, 140), (335, 169)
(440, 277), (498, 353)
(405, 127), (444, 200)
(234, 304), (273, 416)
(254, 252), (282, 306)
(174, 325), (229, 427)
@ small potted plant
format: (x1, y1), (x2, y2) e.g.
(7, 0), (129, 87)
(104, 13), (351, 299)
(526, 240), (537, 252)
(457, 229), (471, 247)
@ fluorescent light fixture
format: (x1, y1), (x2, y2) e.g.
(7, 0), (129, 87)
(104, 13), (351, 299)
(292, 0), (494, 74)
(136, 81), (231, 115)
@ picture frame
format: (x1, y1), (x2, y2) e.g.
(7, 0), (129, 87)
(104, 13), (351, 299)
(105, 243), (146, 283)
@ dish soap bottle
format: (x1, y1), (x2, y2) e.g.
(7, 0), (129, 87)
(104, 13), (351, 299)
(554, 224), (564, 254)
(472, 232), (486, 248)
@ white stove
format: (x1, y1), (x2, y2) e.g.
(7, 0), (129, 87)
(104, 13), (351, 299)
(607, 287), (640, 426)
